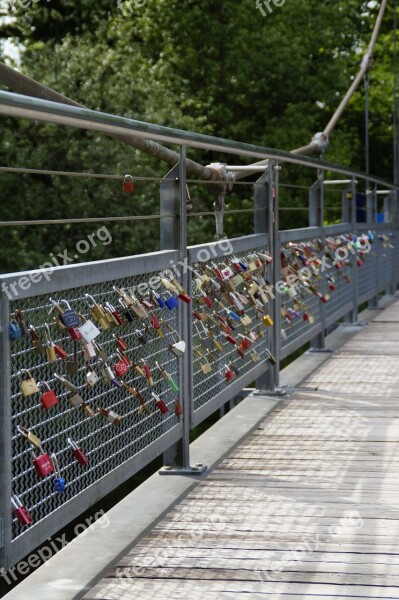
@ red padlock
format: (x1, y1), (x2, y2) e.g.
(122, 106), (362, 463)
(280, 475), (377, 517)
(202, 291), (213, 308)
(224, 333), (237, 345)
(152, 392), (169, 414)
(303, 312), (309, 321)
(11, 495), (33, 527)
(114, 359), (129, 377)
(178, 292), (191, 304)
(193, 311), (203, 321)
(68, 438), (89, 466)
(357, 258), (364, 267)
(32, 449), (55, 478)
(122, 174), (134, 193)
(237, 347), (245, 359)
(150, 315), (161, 330)
(239, 335), (252, 351)
(67, 327), (82, 341)
(54, 344), (68, 359)
(329, 283), (336, 291)
(113, 334), (129, 351)
(174, 399), (183, 416)
(40, 381), (59, 410)
(225, 366), (235, 382)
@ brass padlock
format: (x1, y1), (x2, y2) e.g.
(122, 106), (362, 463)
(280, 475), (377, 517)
(262, 314), (274, 327)
(20, 370), (39, 397)
(17, 425), (42, 450)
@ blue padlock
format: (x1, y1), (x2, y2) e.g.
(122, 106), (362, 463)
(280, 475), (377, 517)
(51, 454), (65, 493)
(9, 320), (22, 341)
(225, 308), (240, 321)
(165, 292), (179, 310)
(153, 291), (166, 308)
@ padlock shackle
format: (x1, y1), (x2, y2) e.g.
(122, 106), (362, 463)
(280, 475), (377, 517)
(53, 372), (79, 393)
(49, 297), (64, 315)
(60, 299), (72, 310)
(50, 453), (61, 478)
(84, 293), (97, 307)
(123, 173), (133, 182)
(18, 368), (33, 379)
(38, 380), (51, 392)
(67, 438), (79, 451)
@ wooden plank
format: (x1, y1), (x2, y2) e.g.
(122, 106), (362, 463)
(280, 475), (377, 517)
(82, 300), (399, 600)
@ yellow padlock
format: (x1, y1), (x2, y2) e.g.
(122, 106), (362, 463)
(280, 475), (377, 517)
(262, 314), (274, 327)
(20, 370), (39, 397)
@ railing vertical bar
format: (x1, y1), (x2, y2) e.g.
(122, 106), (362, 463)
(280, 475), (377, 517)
(0, 291), (11, 568)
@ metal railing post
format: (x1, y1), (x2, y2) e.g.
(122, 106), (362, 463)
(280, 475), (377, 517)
(254, 169), (270, 390)
(160, 147), (205, 475)
(0, 291), (11, 568)
(368, 185), (379, 308)
(309, 175), (327, 350)
(344, 178), (359, 323)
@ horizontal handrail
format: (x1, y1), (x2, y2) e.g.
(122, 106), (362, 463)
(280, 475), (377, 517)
(0, 91), (398, 191)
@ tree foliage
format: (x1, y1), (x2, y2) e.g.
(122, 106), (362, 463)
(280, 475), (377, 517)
(0, 0), (396, 272)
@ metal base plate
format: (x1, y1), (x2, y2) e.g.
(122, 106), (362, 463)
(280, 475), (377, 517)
(253, 386), (293, 397)
(342, 321), (367, 328)
(308, 348), (334, 354)
(159, 464), (208, 476)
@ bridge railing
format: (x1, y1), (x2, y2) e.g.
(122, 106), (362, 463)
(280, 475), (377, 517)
(0, 91), (398, 569)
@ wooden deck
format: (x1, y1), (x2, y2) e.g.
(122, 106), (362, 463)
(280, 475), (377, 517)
(84, 302), (399, 600)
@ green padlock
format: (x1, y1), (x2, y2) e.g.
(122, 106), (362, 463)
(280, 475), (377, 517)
(156, 362), (179, 393)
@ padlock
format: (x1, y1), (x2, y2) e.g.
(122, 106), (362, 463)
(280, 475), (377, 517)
(164, 292), (179, 310)
(225, 308), (240, 322)
(68, 392), (85, 408)
(83, 341), (97, 360)
(68, 438), (89, 465)
(85, 294), (108, 327)
(105, 303), (125, 326)
(262, 314), (274, 327)
(200, 290), (213, 308)
(223, 332), (237, 345)
(281, 328), (288, 341)
(11, 495), (33, 526)
(44, 323), (57, 362)
(141, 360), (154, 387)
(54, 343), (68, 360)
(66, 341), (79, 375)
(240, 315), (252, 326)
(103, 305), (120, 328)
(152, 392), (169, 415)
(101, 361), (117, 383)
(78, 315), (102, 343)
(86, 365), (100, 387)
(126, 289), (149, 319)
(18, 425), (42, 450)
(266, 349), (277, 365)
(15, 309), (29, 337)
(250, 351), (261, 363)
(224, 365), (235, 382)
(39, 381), (59, 410)
(29, 325), (43, 353)
(51, 454), (65, 493)
(113, 334), (129, 352)
(9, 315), (22, 341)
(31, 447), (55, 478)
(152, 291), (166, 309)
(174, 399), (183, 416)
(135, 329), (147, 346)
(66, 326), (83, 341)
(92, 340), (109, 362)
(121, 381), (151, 415)
(156, 361), (179, 392)
(118, 298), (135, 322)
(60, 300), (81, 328)
(201, 362), (212, 374)
(212, 337), (225, 353)
(287, 286), (297, 298)
(98, 407), (122, 425)
(236, 347), (245, 359)
(53, 372), (79, 394)
(150, 314), (161, 330)
(167, 338), (186, 357)
(238, 335), (252, 351)
(122, 173), (134, 192)
(111, 353), (129, 377)
(19, 369), (39, 397)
